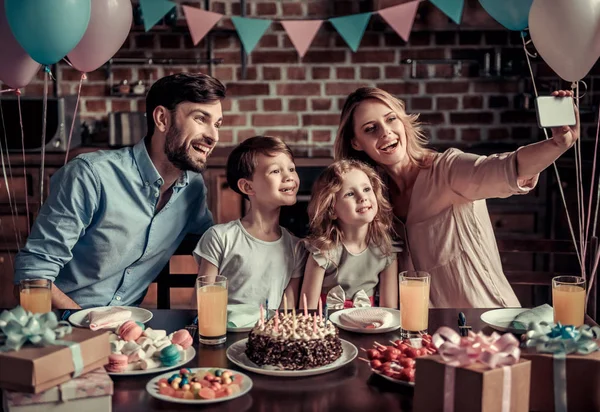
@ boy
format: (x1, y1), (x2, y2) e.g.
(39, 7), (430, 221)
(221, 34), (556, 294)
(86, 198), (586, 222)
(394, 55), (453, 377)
(193, 136), (306, 308)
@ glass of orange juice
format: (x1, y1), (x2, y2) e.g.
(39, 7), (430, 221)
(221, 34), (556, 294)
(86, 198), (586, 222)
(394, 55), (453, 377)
(19, 279), (52, 314)
(399, 271), (430, 339)
(196, 275), (228, 345)
(552, 275), (586, 327)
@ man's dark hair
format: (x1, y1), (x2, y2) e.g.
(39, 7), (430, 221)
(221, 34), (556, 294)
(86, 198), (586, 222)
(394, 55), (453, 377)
(226, 136), (295, 200)
(145, 72), (226, 137)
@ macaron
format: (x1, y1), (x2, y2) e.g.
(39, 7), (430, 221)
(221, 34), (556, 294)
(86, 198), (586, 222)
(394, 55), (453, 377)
(118, 320), (143, 341)
(106, 353), (128, 373)
(135, 321), (146, 331)
(171, 329), (193, 349)
(159, 344), (181, 367)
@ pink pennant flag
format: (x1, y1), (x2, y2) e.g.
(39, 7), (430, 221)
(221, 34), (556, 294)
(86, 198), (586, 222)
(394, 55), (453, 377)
(280, 20), (323, 58)
(378, 0), (421, 42)
(182, 5), (223, 46)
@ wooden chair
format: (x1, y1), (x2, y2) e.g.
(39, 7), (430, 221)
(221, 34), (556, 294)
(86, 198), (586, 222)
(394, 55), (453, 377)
(497, 237), (599, 321)
(153, 235), (200, 309)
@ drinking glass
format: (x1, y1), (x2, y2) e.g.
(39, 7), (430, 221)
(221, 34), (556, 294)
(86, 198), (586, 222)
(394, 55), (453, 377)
(399, 271), (430, 338)
(552, 275), (586, 327)
(196, 275), (228, 345)
(19, 279), (52, 314)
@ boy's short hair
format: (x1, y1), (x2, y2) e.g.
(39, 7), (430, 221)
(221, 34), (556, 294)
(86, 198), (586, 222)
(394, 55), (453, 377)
(226, 136), (295, 200)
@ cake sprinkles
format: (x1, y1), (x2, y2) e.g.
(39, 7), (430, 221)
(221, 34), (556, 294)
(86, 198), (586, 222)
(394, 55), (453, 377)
(245, 308), (343, 371)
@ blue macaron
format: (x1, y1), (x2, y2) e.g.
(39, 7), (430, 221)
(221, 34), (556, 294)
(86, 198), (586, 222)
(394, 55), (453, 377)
(159, 344), (181, 367)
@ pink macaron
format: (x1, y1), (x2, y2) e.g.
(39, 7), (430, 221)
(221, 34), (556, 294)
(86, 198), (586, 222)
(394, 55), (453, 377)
(105, 353), (128, 373)
(117, 320), (143, 342)
(171, 329), (193, 349)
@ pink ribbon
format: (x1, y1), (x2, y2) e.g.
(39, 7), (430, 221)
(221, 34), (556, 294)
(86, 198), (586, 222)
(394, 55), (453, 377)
(432, 326), (521, 412)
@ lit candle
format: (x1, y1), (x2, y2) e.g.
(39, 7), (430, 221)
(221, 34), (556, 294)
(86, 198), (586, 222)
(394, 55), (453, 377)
(313, 312), (317, 334)
(284, 294), (288, 316)
(275, 309), (280, 332)
(303, 293), (308, 317)
(318, 297), (323, 322)
(259, 303), (264, 326)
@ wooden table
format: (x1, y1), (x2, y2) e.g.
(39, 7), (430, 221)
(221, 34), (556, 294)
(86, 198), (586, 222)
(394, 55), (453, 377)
(96, 308), (595, 412)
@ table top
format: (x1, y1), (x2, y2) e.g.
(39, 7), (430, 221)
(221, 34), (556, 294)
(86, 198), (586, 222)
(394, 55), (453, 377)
(89, 308), (595, 412)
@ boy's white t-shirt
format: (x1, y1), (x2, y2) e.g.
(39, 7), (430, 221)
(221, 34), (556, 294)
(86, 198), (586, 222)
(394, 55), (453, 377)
(193, 219), (306, 308)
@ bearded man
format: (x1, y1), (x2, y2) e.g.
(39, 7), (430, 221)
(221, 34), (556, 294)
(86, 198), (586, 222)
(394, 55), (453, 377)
(14, 73), (225, 309)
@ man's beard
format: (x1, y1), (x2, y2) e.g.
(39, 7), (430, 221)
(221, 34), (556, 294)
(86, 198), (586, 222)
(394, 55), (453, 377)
(164, 124), (207, 173)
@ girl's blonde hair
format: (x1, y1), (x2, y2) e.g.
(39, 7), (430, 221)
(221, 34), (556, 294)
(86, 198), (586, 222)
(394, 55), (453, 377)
(306, 159), (394, 259)
(334, 87), (436, 168)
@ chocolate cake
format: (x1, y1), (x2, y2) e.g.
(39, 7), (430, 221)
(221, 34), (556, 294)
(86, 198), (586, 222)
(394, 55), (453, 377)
(245, 311), (343, 370)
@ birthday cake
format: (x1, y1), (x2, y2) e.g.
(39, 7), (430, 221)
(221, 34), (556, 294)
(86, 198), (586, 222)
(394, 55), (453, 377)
(245, 310), (343, 370)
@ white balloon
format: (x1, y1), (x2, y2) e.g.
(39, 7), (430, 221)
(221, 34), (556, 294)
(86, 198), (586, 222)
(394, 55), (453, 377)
(529, 0), (600, 82)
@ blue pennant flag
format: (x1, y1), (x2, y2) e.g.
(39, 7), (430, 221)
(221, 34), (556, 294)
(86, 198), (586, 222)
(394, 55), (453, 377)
(231, 17), (272, 55)
(329, 13), (372, 52)
(430, 0), (464, 25)
(139, 0), (177, 32)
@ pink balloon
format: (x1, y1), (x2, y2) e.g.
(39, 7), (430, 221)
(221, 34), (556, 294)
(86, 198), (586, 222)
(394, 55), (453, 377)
(0, 0), (40, 89)
(67, 0), (132, 73)
(529, 0), (600, 82)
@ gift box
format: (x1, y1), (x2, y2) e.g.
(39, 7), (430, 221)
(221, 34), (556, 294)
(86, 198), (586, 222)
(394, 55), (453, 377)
(0, 308), (110, 393)
(2, 368), (113, 412)
(413, 327), (531, 412)
(521, 322), (600, 412)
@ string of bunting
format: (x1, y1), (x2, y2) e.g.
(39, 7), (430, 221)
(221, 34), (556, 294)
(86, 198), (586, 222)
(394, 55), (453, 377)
(140, 0), (464, 57)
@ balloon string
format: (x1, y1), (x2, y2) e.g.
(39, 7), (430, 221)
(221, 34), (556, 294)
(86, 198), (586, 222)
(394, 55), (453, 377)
(0, 96), (21, 250)
(586, 106), (600, 305)
(521, 31), (582, 270)
(0, 89), (17, 94)
(64, 73), (86, 166)
(17, 93), (30, 237)
(573, 84), (585, 277)
(40, 67), (49, 207)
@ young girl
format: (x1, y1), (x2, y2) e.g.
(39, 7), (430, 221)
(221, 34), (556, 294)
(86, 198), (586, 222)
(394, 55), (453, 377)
(300, 159), (399, 309)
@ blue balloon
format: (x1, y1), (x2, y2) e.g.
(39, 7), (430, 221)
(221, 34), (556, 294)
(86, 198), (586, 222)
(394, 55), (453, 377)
(5, 0), (91, 66)
(479, 0), (533, 31)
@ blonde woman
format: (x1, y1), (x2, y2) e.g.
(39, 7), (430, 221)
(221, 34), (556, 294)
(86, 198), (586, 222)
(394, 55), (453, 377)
(334, 87), (579, 308)
(300, 159), (400, 309)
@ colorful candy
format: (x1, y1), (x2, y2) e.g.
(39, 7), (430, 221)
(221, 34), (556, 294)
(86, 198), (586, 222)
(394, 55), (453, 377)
(157, 369), (242, 400)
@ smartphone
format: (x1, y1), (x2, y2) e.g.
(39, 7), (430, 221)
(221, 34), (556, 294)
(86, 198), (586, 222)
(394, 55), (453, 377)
(535, 96), (576, 129)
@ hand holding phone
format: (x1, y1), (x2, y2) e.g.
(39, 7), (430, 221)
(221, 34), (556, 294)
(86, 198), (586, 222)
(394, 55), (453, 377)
(535, 95), (576, 129)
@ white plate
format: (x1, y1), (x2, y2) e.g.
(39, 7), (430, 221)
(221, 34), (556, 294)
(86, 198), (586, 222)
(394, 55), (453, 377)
(329, 308), (401, 334)
(226, 338), (357, 377)
(68, 306), (153, 329)
(480, 308), (529, 334)
(146, 367), (253, 405)
(107, 347), (196, 376)
(372, 369), (415, 387)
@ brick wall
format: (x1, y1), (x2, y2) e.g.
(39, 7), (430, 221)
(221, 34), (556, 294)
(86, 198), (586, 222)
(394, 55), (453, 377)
(12, 0), (600, 146)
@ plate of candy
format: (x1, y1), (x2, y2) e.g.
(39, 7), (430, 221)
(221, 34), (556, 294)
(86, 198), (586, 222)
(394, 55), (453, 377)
(146, 368), (253, 404)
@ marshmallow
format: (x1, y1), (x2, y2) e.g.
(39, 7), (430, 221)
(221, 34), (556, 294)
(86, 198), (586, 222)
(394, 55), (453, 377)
(136, 336), (153, 349)
(143, 328), (167, 341)
(121, 341), (141, 356)
(125, 361), (142, 371)
(154, 340), (170, 353)
(110, 340), (125, 354)
(141, 358), (160, 370)
(128, 348), (146, 363)
(144, 346), (157, 359)
(108, 333), (120, 342)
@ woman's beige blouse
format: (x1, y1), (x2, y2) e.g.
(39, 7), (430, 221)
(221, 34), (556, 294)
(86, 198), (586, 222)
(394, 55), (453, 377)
(394, 148), (538, 308)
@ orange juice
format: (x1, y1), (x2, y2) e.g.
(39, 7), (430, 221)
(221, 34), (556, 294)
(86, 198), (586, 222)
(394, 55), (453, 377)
(20, 287), (52, 314)
(553, 284), (585, 327)
(400, 278), (430, 332)
(197, 284), (228, 338)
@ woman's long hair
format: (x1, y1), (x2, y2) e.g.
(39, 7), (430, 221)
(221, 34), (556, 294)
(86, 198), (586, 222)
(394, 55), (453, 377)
(334, 87), (436, 168)
(305, 159), (394, 261)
